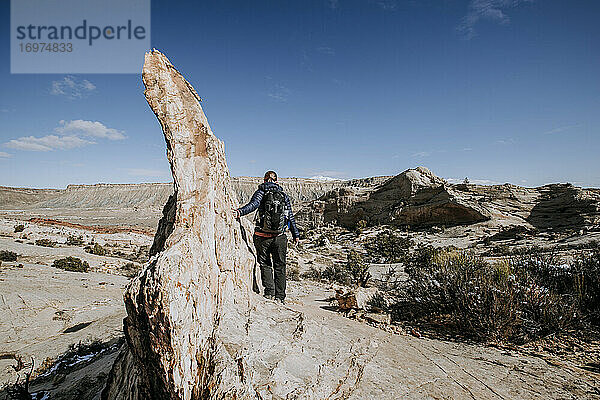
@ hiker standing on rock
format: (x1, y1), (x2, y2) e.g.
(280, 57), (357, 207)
(233, 170), (300, 304)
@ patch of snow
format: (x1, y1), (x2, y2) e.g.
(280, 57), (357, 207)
(309, 176), (342, 182)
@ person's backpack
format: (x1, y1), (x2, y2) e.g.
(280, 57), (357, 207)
(260, 189), (287, 233)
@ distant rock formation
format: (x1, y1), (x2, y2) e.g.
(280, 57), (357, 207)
(296, 167), (600, 233)
(0, 178), (387, 211)
(527, 184), (600, 231)
(102, 50), (383, 399)
(296, 167), (491, 229)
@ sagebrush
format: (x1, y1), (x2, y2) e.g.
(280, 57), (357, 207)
(35, 238), (56, 248)
(0, 250), (18, 262)
(85, 243), (106, 256)
(364, 229), (412, 263)
(53, 257), (90, 272)
(381, 245), (600, 343)
(303, 250), (371, 287)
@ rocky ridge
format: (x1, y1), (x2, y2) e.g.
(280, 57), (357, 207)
(296, 166), (600, 233)
(0, 178), (387, 211)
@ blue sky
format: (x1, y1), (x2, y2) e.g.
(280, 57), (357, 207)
(0, 0), (598, 188)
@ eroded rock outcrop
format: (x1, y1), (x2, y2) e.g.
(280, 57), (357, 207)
(296, 167), (491, 229)
(102, 50), (380, 400)
(102, 50), (257, 400)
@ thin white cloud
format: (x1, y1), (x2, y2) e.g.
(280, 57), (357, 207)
(458, 0), (533, 39)
(317, 46), (336, 55)
(50, 76), (96, 99)
(127, 168), (169, 178)
(543, 124), (581, 135)
(495, 138), (515, 145)
(55, 119), (126, 140)
(5, 135), (92, 151)
(0, 151), (12, 158)
(374, 0), (397, 11)
(267, 84), (291, 102)
(4, 120), (125, 152)
(412, 151), (432, 157)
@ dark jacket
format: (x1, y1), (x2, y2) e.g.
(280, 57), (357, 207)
(237, 181), (300, 239)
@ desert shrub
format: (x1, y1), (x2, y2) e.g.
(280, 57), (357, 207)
(287, 262), (300, 281)
(481, 244), (512, 257)
(345, 250), (371, 287)
(316, 235), (331, 247)
(364, 229), (412, 263)
(395, 248), (521, 341)
(303, 263), (350, 285)
(355, 220), (368, 234)
(53, 257), (89, 272)
(66, 235), (85, 246)
(0, 250), (18, 262)
(35, 238), (56, 248)
(13, 224), (25, 233)
(303, 251), (371, 287)
(134, 245), (150, 262)
(366, 291), (388, 312)
(120, 262), (140, 278)
(481, 244), (549, 257)
(85, 243), (106, 256)
(384, 245), (597, 343)
(577, 250), (600, 323)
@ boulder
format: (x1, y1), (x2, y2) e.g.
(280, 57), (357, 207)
(335, 287), (378, 311)
(527, 184), (600, 232)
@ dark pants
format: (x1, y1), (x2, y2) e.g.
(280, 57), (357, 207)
(253, 233), (287, 300)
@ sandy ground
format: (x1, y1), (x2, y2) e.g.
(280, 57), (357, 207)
(0, 208), (162, 230)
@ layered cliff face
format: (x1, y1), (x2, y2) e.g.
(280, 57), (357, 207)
(0, 178), (386, 210)
(102, 50), (383, 400)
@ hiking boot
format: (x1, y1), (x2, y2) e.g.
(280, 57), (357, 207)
(276, 298), (285, 305)
(264, 294), (275, 300)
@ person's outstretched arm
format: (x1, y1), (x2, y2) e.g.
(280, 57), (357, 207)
(234, 189), (263, 218)
(284, 194), (300, 242)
